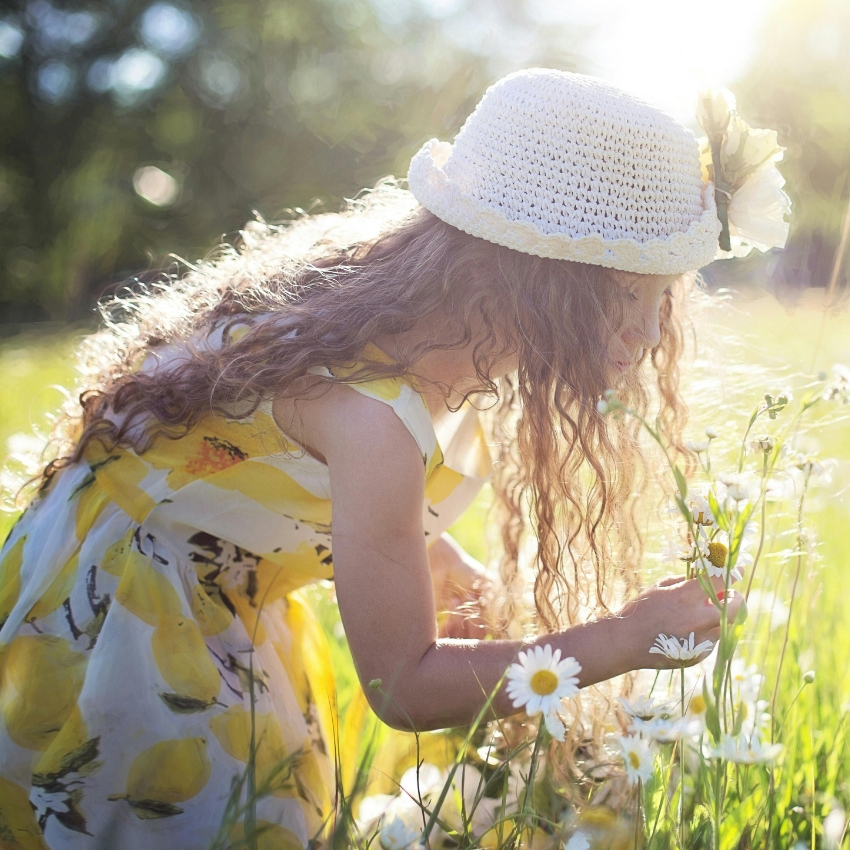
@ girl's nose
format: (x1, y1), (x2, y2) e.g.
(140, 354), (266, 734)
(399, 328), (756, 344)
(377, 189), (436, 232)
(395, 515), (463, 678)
(624, 302), (662, 350)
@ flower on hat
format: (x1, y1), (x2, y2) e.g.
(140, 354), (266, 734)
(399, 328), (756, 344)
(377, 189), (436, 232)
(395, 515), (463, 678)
(696, 88), (791, 258)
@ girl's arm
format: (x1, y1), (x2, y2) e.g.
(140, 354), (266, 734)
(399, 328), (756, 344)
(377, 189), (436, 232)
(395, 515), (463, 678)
(311, 386), (741, 732)
(428, 533), (490, 639)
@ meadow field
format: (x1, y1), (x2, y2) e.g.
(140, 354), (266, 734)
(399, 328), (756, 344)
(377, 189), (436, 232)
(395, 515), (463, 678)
(1, 289), (849, 849)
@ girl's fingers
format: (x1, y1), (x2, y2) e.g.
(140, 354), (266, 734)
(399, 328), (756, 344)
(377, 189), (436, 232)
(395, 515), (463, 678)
(658, 575), (689, 587)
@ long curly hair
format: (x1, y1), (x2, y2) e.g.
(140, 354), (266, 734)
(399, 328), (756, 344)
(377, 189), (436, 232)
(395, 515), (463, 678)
(37, 182), (690, 634)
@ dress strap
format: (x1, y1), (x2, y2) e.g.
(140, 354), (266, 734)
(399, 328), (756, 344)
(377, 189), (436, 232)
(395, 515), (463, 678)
(307, 343), (442, 476)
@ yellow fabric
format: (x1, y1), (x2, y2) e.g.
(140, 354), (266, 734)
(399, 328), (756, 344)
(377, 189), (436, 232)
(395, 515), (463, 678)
(0, 340), (491, 849)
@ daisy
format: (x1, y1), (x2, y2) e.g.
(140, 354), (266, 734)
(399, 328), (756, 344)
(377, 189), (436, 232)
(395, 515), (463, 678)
(380, 814), (421, 850)
(694, 523), (755, 582)
(505, 644), (581, 717)
(649, 632), (714, 662)
(564, 831), (592, 850)
(729, 659), (765, 703)
(708, 733), (782, 764)
(618, 735), (655, 784)
(617, 694), (673, 723)
(717, 472), (758, 504)
(634, 715), (696, 743)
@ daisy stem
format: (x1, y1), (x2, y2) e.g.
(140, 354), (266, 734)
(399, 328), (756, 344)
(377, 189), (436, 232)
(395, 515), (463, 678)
(680, 665), (686, 849)
(766, 468), (809, 849)
(745, 452), (770, 602)
(714, 757), (723, 850)
(521, 726), (545, 832)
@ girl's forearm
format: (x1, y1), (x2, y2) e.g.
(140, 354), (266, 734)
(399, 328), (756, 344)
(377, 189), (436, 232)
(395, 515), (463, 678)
(368, 614), (635, 731)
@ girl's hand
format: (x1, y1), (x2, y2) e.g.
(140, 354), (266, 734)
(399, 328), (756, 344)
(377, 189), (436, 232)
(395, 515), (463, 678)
(428, 534), (491, 639)
(615, 572), (748, 671)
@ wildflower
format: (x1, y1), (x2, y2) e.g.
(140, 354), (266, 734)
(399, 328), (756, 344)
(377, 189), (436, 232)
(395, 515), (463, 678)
(823, 806), (846, 850)
(596, 389), (623, 417)
(506, 644), (581, 717)
(717, 472), (758, 503)
(564, 830), (592, 850)
(685, 692), (708, 726)
(694, 523), (754, 582)
(763, 391), (792, 419)
(729, 659), (764, 703)
(635, 714), (702, 743)
(823, 364), (850, 403)
(544, 709), (566, 742)
(802, 670), (816, 684)
(735, 698), (771, 738)
(748, 435), (775, 455)
(618, 735), (655, 784)
(649, 632), (714, 662)
(380, 814), (421, 850)
(618, 694), (673, 722)
(687, 439), (711, 453)
(686, 487), (716, 527)
(705, 426), (719, 440)
(708, 732), (782, 764)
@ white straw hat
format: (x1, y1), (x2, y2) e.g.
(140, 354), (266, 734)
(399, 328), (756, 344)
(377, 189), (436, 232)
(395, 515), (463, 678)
(407, 68), (721, 275)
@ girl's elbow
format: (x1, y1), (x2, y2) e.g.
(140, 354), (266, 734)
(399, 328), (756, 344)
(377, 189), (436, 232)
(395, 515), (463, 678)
(364, 684), (423, 732)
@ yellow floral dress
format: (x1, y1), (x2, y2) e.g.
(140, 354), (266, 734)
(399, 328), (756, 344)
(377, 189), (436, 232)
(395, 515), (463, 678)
(0, 333), (492, 850)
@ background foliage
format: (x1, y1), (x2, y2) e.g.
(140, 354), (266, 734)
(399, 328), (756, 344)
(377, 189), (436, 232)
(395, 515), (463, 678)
(0, 0), (848, 323)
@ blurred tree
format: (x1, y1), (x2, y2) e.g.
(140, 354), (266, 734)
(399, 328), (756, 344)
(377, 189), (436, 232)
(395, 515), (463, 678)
(0, 0), (588, 322)
(731, 0), (850, 302)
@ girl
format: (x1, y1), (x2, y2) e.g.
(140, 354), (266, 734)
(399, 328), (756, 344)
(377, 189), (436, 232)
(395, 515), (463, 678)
(0, 69), (745, 849)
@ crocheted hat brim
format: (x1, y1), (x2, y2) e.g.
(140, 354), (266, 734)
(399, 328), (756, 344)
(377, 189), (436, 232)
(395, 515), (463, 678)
(408, 139), (721, 276)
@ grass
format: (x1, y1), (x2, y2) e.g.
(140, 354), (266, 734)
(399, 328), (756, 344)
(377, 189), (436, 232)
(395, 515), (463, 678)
(1, 290), (849, 849)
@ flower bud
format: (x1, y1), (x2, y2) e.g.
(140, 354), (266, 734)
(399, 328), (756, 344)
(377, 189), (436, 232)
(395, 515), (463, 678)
(802, 670), (815, 684)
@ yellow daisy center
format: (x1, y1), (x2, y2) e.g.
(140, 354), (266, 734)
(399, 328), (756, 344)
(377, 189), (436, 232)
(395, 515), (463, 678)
(688, 694), (706, 716)
(530, 669), (559, 696)
(708, 541), (728, 569)
(628, 752), (641, 769)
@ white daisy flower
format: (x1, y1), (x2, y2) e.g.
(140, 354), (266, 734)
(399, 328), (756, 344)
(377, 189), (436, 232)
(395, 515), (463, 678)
(694, 522), (755, 582)
(708, 732), (782, 764)
(618, 735), (655, 784)
(618, 694), (673, 722)
(717, 472), (758, 504)
(729, 659), (765, 703)
(564, 830), (592, 850)
(380, 814), (421, 850)
(506, 644), (581, 717)
(634, 714), (702, 743)
(649, 632), (714, 662)
(544, 709), (567, 742)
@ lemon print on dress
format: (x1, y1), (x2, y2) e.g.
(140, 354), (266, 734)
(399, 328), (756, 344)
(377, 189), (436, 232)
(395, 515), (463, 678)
(1, 635), (86, 751)
(25, 552), (79, 623)
(191, 582), (233, 636)
(210, 705), (295, 797)
(109, 737), (211, 819)
(0, 776), (50, 850)
(0, 535), (25, 628)
(32, 705), (100, 781)
(114, 549), (182, 626)
(100, 527), (136, 577)
(152, 615), (221, 711)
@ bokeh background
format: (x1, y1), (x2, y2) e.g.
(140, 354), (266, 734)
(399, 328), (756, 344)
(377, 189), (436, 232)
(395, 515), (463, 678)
(0, 0), (848, 325)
